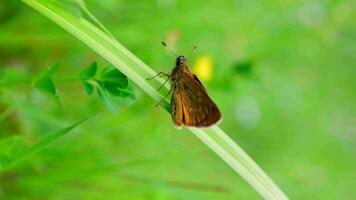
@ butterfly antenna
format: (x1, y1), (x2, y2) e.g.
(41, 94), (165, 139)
(161, 42), (178, 57)
(188, 45), (197, 60)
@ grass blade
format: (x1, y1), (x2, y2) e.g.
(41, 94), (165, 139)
(1, 113), (98, 171)
(21, 0), (289, 199)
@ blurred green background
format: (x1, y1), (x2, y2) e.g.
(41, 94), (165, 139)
(0, 0), (355, 199)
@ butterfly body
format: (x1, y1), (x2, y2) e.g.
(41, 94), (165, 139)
(168, 56), (221, 128)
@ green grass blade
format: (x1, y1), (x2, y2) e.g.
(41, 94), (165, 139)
(80, 5), (115, 39)
(21, 0), (289, 199)
(1, 113), (97, 171)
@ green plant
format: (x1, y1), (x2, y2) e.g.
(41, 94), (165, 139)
(21, 0), (289, 199)
(0, 113), (97, 171)
(0, 60), (134, 112)
(79, 62), (134, 113)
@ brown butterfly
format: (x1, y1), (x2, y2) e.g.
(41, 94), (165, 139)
(150, 42), (221, 128)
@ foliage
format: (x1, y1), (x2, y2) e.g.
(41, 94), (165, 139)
(0, 113), (97, 171)
(0, 0), (355, 199)
(80, 62), (134, 113)
(32, 61), (61, 104)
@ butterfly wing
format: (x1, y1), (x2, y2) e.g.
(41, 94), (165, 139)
(170, 73), (221, 127)
(171, 85), (184, 128)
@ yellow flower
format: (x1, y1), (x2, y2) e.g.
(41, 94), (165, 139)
(193, 56), (213, 81)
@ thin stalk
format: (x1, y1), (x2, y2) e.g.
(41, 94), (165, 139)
(21, 0), (289, 199)
(1, 113), (98, 171)
(80, 5), (115, 39)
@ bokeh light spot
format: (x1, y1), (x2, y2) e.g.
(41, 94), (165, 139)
(235, 97), (261, 130)
(193, 56), (213, 81)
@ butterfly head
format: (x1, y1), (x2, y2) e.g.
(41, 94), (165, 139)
(176, 55), (187, 66)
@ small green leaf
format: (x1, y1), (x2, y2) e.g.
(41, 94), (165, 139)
(99, 67), (128, 88)
(33, 76), (60, 105)
(96, 82), (117, 113)
(80, 62), (97, 95)
(33, 76), (57, 97)
(105, 82), (134, 98)
(100, 67), (127, 79)
(81, 81), (93, 95)
(32, 61), (61, 104)
(79, 64), (133, 111)
(80, 62), (97, 80)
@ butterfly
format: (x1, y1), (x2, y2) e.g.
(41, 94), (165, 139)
(150, 42), (221, 128)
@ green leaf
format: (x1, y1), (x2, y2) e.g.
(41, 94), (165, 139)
(96, 82), (117, 113)
(97, 68), (133, 110)
(100, 67), (127, 79)
(81, 81), (94, 95)
(79, 64), (132, 109)
(80, 61), (97, 80)
(99, 67), (128, 88)
(0, 113), (98, 171)
(33, 76), (57, 97)
(105, 82), (134, 98)
(32, 61), (61, 104)
(80, 62), (97, 95)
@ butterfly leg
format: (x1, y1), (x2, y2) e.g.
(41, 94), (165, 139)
(156, 77), (170, 91)
(155, 82), (174, 107)
(146, 72), (170, 80)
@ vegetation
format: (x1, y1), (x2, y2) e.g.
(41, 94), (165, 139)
(0, 0), (355, 199)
